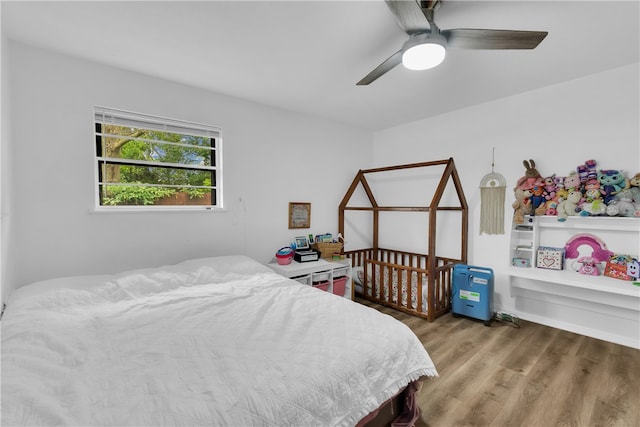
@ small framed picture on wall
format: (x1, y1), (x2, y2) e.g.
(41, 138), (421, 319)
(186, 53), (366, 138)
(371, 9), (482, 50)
(288, 202), (311, 229)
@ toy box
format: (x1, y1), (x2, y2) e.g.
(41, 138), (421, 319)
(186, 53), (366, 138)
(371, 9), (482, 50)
(604, 254), (640, 281)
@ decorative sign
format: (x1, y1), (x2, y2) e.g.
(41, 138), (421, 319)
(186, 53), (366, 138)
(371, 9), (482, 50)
(288, 202), (311, 229)
(536, 246), (565, 270)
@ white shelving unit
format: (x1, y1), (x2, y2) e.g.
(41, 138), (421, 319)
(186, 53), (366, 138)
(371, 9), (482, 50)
(507, 215), (640, 349)
(510, 215), (535, 268)
(268, 258), (353, 300)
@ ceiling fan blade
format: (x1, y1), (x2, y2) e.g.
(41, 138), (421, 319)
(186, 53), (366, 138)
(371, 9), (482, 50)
(385, 0), (430, 35)
(357, 50), (403, 86)
(441, 28), (548, 49)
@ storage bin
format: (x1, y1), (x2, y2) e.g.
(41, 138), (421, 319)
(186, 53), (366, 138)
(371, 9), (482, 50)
(311, 242), (343, 259)
(292, 275), (310, 286)
(312, 281), (330, 292)
(313, 272), (330, 282)
(332, 276), (347, 296)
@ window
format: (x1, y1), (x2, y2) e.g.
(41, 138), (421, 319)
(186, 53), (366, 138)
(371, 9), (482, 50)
(94, 107), (222, 210)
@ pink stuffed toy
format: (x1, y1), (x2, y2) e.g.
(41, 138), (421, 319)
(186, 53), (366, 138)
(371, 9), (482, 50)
(543, 175), (557, 201)
(517, 159), (544, 190)
(563, 172), (582, 192)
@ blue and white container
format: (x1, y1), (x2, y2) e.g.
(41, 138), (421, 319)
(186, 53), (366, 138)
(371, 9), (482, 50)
(452, 264), (494, 325)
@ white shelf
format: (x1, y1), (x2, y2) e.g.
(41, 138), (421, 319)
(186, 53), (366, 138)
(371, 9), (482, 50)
(507, 214), (640, 348)
(508, 266), (640, 299)
(268, 259), (353, 300)
(535, 215), (640, 231)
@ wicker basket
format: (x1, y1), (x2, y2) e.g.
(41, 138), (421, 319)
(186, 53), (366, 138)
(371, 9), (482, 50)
(311, 242), (343, 259)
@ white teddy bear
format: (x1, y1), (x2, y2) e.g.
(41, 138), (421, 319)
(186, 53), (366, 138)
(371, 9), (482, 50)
(557, 190), (583, 221)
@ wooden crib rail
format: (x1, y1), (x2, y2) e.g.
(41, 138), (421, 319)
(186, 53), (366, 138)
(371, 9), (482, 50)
(365, 258), (431, 319)
(346, 248), (461, 320)
(345, 248), (429, 268)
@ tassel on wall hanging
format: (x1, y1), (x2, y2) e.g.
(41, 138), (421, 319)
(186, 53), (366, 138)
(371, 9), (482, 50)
(479, 148), (506, 235)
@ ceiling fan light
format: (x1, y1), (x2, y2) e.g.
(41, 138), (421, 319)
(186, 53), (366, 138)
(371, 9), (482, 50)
(401, 33), (447, 71)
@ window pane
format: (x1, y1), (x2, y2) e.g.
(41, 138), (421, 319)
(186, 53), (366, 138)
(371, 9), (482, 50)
(98, 127), (212, 166)
(100, 184), (215, 206)
(100, 163), (214, 187)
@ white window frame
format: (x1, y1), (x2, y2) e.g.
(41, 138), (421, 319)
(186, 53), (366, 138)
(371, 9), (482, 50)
(94, 106), (223, 212)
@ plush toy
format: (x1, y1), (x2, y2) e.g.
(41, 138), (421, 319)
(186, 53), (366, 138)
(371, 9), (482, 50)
(553, 175), (565, 190)
(579, 199), (607, 216)
(628, 259), (640, 281)
(563, 172), (582, 192)
(530, 185), (547, 215)
(554, 187), (569, 204)
(585, 160), (598, 181)
(606, 197), (640, 217)
(545, 201), (558, 216)
(543, 175), (557, 201)
(557, 189), (583, 221)
(512, 187), (527, 224)
(517, 159), (544, 190)
(583, 179), (601, 203)
(577, 159), (597, 184)
(522, 189), (534, 216)
(629, 173), (640, 201)
(613, 172), (640, 203)
(598, 169), (627, 204)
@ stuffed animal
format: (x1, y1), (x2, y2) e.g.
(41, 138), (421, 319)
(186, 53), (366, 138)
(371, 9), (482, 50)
(577, 159), (597, 184)
(579, 199), (607, 216)
(557, 189), (583, 221)
(517, 159), (544, 190)
(585, 160), (598, 181)
(563, 172), (582, 192)
(583, 179), (601, 203)
(628, 259), (640, 281)
(598, 169), (627, 204)
(606, 197), (640, 217)
(543, 175), (557, 201)
(554, 187), (569, 204)
(545, 201), (558, 216)
(629, 173), (640, 201)
(530, 185), (547, 215)
(613, 172), (640, 203)
(512, 187), (527, 224)
(553, 175), (565, 190)
(522, 189), (534, 216)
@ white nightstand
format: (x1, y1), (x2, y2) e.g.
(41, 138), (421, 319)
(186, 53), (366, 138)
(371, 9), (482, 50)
(268, 258), (353, 300)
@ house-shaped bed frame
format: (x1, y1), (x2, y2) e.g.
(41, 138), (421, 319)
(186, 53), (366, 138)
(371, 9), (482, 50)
(339, 158), (469, 321)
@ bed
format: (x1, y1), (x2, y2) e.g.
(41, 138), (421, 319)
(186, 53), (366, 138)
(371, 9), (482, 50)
(339, 159), (469, 321)
(1, 255), (437, 426)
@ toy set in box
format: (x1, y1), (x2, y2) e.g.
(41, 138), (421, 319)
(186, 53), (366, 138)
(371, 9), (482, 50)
(603, 254), (640, 281)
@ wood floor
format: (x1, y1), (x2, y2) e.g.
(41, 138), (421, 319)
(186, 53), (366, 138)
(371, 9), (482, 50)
(356, 298), (640, 427)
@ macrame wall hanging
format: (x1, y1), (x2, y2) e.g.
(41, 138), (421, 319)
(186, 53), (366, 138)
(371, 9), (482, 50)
(479, 148), (507, 235)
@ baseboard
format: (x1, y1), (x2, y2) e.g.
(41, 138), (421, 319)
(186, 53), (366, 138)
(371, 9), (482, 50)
(494, 303), (640, 349)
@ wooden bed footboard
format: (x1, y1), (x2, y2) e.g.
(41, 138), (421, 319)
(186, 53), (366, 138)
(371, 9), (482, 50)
(346, 248), (459, 321)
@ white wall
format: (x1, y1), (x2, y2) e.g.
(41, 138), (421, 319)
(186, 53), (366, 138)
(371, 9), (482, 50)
(3, 38), (639, 346)
(1, 41), (372, 298)
(373, 62), (640, 327)
(1, 27), (10, 308)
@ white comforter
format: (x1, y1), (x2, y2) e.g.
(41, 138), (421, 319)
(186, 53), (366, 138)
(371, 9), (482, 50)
(1, 255), (437, 427)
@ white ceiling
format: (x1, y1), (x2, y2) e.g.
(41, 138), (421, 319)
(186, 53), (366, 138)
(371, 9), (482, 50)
(2, 0), (639, 131)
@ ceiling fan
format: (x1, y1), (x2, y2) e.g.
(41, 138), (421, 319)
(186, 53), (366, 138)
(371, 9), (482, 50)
(357, 0), (548, 85)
